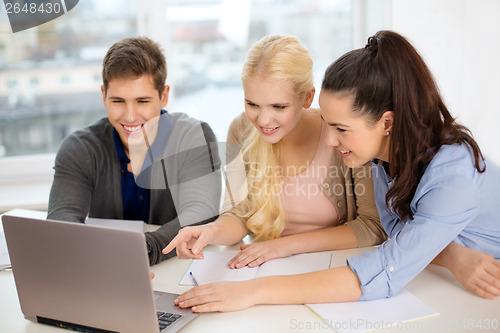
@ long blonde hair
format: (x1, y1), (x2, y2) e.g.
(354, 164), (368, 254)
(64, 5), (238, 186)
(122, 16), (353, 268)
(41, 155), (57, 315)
(234, 35), (314, 241)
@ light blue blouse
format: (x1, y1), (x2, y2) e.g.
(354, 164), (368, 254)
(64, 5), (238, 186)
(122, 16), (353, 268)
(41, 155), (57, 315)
(347, 143), (500, 301)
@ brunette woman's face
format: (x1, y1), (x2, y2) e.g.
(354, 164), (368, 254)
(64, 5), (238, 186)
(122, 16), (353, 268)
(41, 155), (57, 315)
(319, 91), (392, 167)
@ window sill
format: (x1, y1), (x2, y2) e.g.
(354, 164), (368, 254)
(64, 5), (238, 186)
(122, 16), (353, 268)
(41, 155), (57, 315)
(0, 154), (55, 213)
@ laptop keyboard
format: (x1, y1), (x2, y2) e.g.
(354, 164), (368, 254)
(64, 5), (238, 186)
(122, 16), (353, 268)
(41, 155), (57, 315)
(157, 311), (182, 331)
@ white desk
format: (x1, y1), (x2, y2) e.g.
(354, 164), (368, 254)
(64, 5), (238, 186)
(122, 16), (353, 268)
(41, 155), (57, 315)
(1, 244), (499, 333)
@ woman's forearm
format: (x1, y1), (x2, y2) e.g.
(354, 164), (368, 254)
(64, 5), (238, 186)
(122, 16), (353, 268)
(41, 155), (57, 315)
(277, 224), (359, 257)
(431, 241), (459, 269)
(207, 214), (248, 245)
(253, 265), (362, 305)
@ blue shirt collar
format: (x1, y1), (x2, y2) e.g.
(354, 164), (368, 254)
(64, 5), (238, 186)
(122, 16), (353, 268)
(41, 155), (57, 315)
(113, 128), (129, 164)
(140, 110), (173, 173)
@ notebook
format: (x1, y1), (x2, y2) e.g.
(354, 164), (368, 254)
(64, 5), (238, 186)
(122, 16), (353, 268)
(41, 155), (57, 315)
(306, 289), (439, 333)
(2, 215), (197, 333)
(179, 250), (333, 285)
(85, 217), (146, 233)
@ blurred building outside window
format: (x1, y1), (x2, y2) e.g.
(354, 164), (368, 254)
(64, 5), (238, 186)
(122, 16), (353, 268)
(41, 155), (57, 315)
(0, 0), (355, 211)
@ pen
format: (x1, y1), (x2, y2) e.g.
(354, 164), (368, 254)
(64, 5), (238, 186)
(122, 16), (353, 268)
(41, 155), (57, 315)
(189, 271), (199, 286)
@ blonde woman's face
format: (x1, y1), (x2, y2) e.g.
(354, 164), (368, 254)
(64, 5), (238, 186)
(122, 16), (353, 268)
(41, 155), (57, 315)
(243, 76), (307, 144)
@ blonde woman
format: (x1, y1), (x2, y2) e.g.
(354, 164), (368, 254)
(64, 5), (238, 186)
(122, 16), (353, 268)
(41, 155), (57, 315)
(163, 35), (385, 268)
(172, 30), (500, 313)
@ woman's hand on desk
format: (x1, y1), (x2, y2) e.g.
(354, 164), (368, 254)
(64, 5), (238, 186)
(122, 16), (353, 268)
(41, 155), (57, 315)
(162, 225), (214, 259)
(175, 280), (258, 312)
(434, 242), (500, 299)
(449, 246), (500, 299)
(228, 239), (290, 269)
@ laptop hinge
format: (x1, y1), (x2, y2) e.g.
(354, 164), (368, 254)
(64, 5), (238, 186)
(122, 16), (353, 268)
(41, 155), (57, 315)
(37, 316), (118, 333)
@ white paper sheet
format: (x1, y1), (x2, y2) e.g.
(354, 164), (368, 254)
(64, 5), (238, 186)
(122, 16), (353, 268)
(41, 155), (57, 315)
(306, 289), (439, 333)
(256, 251), (332, 278)
(179, 250), (332, 286)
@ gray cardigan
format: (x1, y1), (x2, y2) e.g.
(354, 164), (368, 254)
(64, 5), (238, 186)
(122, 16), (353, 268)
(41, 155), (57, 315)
(48, 112), (221, 265)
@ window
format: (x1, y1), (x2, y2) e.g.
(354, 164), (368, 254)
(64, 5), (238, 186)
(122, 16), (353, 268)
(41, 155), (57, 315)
(0, 0), (354, 158)
(0, 0), (138, 158)
(147, 0), (355, 141)
(1, 0), (499, 213)
(0, 0), (355, 211)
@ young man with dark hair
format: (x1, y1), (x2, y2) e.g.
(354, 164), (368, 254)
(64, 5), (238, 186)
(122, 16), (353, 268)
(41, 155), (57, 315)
(48, 36), (221, 265)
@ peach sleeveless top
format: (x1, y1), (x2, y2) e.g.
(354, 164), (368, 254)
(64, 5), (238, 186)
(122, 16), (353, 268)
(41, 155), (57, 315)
(280, 121), (339, 236)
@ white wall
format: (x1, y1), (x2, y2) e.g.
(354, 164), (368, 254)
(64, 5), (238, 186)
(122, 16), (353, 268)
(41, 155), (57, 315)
(356, 0), (500, 164)
(392, 0), (500, 164)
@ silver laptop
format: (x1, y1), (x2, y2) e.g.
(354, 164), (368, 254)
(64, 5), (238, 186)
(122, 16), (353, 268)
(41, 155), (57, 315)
(2, 215), (197, 333)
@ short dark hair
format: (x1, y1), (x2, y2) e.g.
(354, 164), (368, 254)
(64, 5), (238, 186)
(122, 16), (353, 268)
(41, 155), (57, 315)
(102, 36), (167, 97)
